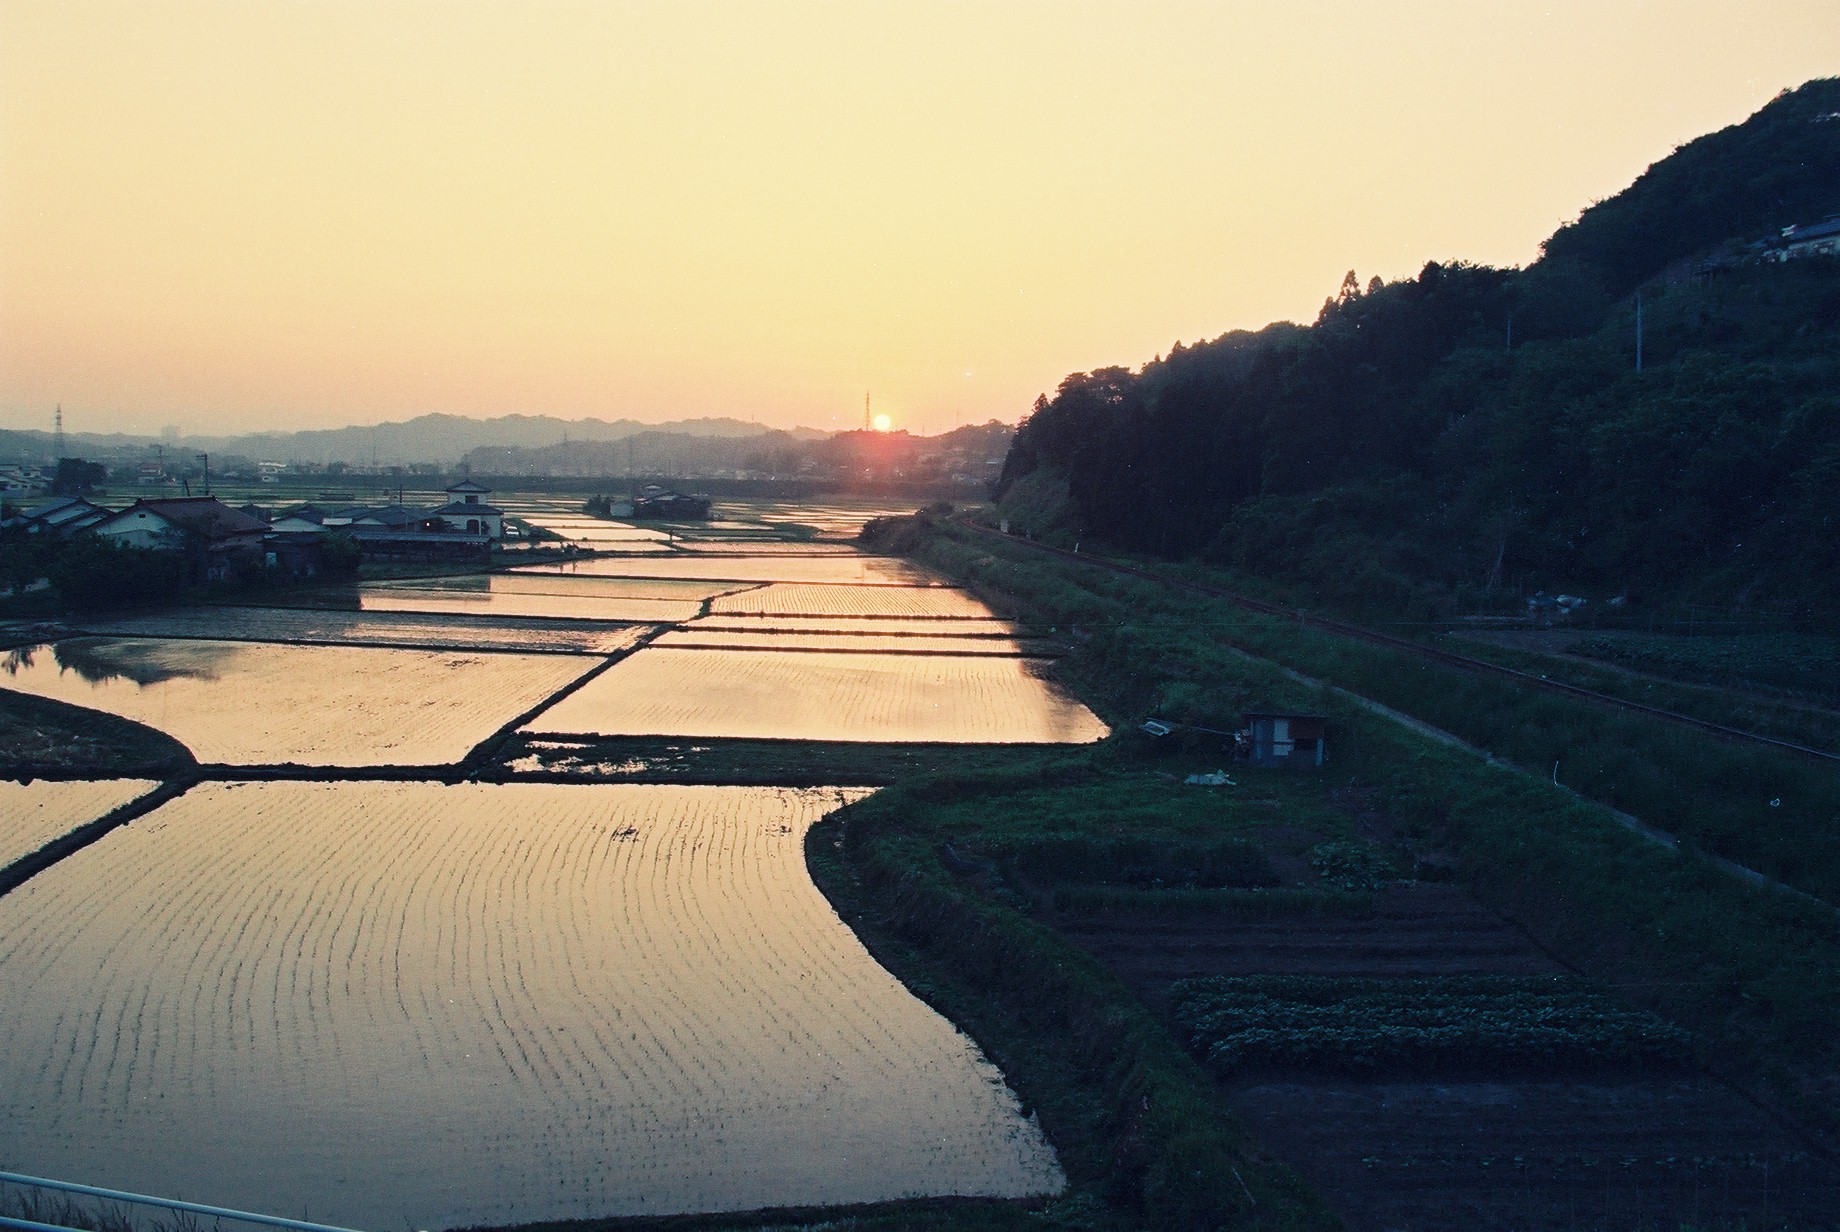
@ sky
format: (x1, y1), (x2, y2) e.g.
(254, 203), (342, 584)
(1, 2), (1836, 440)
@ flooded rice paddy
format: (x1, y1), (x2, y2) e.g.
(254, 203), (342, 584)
(526, 647), (1109, 743)
(0, 779), (155, 868)
(697, 614), (1020, 635)
(374, 573), (745, 601)
(651, 628), (1048, 655)
(515, 554), (943, 585)
(1, 499), (1103, 1224)
(348, 585), (708, 623)
(72, 608), (651, 655)
(0, 638), (596, 765)
(0, 781), (1062, 1227)
(710, 582), (995, 617)
(674, 540), (863, 555)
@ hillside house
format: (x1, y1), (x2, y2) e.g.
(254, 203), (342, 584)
(1766, 216), (1840, 262)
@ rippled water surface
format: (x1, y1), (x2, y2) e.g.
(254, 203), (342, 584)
(4, 506), (1108, 1223)
(652, 628), (1045, 654)
(0, 782), (1063, 1227)
(352, 585), (708, 622)
(73, 608), (652, 654)
(515, 555), (942, 585)
(526, 647), (1110, 743)
(0, 639), (596, 764)
(0, 779), (156, 867)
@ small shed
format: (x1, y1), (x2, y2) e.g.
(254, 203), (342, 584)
(1243, 712), (1327, 769)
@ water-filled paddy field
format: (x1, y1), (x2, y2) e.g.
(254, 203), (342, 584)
(651, 628), (1049, 655)
(709, 582), (994, 618)
(0, 779), (156, 868)
(695, 614), (1019, 635)
(515, 555), (942, 586)
(525, 647), (1110, 743)
(380, 573), (744, 601)
(72, 608), (651, 655)
(0, 638), (596, 765)
(349, 588), (702, 628)
(0, 781), (1062, 1227)
(0, 512), (1108, 1225)
(674, 540), (864, 555)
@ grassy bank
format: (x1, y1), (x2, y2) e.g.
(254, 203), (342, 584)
(901, 523), (1840, 909)
(860, 514), (1840, 1150)
(808, 773), (1338, 1232)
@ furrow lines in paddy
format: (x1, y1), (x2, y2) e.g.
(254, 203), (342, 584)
(0, 781), (1061, 1226)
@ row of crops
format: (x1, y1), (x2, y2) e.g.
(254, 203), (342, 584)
(1570, 632), (1840, 705)
(1171, 975), (1695, 1076)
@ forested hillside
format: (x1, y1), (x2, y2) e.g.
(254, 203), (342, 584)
(997, 79), (1840, 618)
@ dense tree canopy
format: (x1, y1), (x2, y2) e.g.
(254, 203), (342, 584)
(997, 79), (1840, 617)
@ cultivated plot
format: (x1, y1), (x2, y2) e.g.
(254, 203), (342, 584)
(0, 778), (156, 870)
(0, 639), (597, 765)
(526, 648), (1109, 743)
(516, 555), (942, 586)
(710, 583), (994, 618)
(0, 781), (1062, 1227)
(70, 608), (652, 655)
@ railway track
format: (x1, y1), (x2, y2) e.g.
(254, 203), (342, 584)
(966, 524), (1840, 766)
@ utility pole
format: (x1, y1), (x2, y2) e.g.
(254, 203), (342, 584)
(196, 453), (210, 496)
(1635, 291), (1644, 373)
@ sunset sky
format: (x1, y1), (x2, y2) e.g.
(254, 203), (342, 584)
(2, 2), (1836, 439)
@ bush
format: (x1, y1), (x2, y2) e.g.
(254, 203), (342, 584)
(320, 531), (361, 577)
(47, 538), (188, 610)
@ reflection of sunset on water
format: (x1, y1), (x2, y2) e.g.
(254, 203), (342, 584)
(0, 638), (595, 765)
(0, 782), (1063, 1226)
(528, 647), (1109, 744)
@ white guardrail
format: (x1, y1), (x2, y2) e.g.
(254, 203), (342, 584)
(0, 1172), (376, 1232)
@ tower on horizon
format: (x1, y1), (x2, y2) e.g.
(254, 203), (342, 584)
(863, 391), (871, 431)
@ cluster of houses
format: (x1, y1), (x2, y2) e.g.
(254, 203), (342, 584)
(2, 480), (507, 583)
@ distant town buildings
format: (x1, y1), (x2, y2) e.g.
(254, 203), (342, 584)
(2, 478), (512, 582)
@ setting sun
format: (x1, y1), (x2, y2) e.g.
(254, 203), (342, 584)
(872, 413), (893, 433)
(3, 2), (1836, 437)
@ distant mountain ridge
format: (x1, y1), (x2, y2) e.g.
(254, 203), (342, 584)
(0, 412), (828, 466)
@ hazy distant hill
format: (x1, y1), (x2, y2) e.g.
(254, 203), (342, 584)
(0, 412), (826, 466)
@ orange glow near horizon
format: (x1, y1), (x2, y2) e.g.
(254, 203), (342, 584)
(2, 2), (1837, 440)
